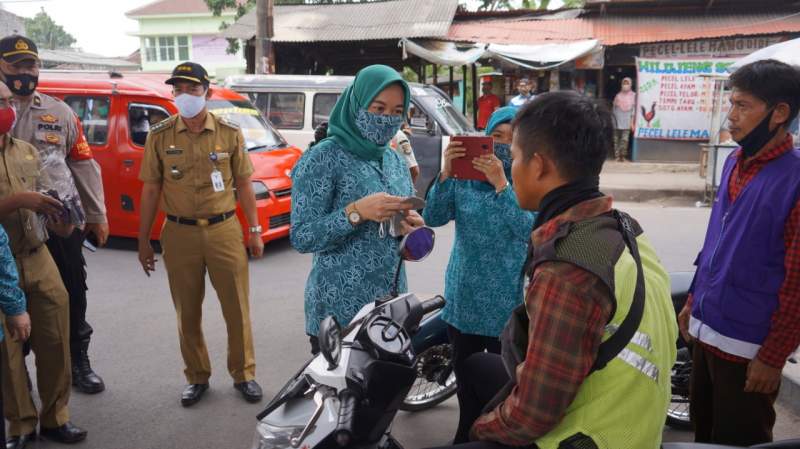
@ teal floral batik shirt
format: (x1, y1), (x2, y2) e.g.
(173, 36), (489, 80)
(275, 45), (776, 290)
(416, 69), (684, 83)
(0, 225), (26, 341)
(423, 175), (536, 337)
(291, 140), (414, 336)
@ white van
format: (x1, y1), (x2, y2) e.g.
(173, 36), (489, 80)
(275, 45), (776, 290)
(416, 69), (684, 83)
(223, 74), (475, 193)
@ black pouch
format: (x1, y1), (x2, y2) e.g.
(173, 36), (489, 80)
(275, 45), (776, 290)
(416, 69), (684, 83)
(558, 432), (599, 449)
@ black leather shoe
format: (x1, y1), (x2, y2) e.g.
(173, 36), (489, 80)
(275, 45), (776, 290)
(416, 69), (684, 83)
(5, 431), (35, 449)
(40, 422), (87, 444)
(234, 380), (263, 403)
(72, 344), (105, 394)
(181, 383), (209, 407)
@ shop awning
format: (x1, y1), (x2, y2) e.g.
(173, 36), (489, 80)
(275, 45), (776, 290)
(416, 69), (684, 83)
(729, 36), (800, 71)
(400, 38), (599, 69)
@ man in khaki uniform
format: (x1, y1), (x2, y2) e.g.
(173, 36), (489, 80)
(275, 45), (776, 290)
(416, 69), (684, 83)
(0, 81), (87, 447)
(137, 62), (264, 407)
(0, 35), (108, 395)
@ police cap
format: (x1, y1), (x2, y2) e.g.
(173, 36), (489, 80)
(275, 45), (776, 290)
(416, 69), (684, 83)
(166, 62), (210, 87)
(0, 35), (38, 64)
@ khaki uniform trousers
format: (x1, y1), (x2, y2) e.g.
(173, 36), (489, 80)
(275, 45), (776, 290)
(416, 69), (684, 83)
(1, 246), (71, 436)
(160, 217), (255, 384)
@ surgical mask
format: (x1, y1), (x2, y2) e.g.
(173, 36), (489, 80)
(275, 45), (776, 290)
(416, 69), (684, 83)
(355, 108), (403, 145)
(2, 72), (38, 97)
(174, 92), (207, 119)
(0, 106), (15, 134)
(734, 108), (780, 159)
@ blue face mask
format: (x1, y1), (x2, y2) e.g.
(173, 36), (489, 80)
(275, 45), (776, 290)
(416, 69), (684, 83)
(355, 108), (404, 145)
(494, 142), (513, 176)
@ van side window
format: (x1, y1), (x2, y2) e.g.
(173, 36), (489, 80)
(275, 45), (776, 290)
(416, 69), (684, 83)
(313, 93), (339, 128)
(408, 103), (433, 133)
(64, 96), (110, 145)
(254, 93), (304, 130)
(128, 103), (171, 147)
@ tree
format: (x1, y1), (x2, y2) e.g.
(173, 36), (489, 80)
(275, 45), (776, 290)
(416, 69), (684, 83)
(23, 8), (76, 50)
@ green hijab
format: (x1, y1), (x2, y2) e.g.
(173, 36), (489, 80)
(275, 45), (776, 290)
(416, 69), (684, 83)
(326, 65), (410, 161)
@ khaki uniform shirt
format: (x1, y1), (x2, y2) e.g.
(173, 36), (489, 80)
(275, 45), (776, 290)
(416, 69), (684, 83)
(13, 92), (107, 224)
(139, 112), (254, 219)
(0, 135), (55, 255)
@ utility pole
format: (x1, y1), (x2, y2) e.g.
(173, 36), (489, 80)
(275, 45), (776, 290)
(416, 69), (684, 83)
(255, 0), (275, 74)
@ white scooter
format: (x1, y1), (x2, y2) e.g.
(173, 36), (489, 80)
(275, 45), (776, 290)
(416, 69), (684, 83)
(251, 227), (444, 449)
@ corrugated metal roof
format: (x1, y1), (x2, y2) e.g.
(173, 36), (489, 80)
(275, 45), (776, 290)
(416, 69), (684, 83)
(39, 50), (140, 69)
(223, 0), (459, 42)
(447, 11), (800, 46)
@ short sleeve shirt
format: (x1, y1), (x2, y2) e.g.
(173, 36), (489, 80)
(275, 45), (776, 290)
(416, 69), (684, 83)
(389, 131), (418, 168)
(0, 136), (54, 255)
(139, 112), (254, 218)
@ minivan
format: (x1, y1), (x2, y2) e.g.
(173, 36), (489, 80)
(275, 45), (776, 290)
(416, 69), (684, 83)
(38, 71), (303, 245)
(222, 75), (475, 193)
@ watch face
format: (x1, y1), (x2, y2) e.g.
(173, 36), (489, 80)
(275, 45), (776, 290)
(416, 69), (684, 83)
(349, 211), (361, 223)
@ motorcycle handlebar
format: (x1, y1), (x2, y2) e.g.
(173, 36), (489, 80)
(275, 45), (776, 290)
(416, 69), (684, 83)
(334, 389), (358, 447)
(420, 295), (446, 315)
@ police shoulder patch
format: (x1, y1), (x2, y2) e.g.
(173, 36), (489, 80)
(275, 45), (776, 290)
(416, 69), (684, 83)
(150, 116), (177, 134)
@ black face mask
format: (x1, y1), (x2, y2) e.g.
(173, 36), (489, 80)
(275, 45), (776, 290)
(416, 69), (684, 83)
(735, 109), (780, 159)
(3, 72), (38, 97)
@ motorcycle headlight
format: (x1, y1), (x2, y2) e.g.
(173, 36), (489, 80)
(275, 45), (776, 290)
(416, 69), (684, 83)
(253, 181), (270, 201)
(252, 422), (303, 449)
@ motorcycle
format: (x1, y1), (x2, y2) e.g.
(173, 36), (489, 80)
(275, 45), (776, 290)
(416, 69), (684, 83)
(252, 226), (445, 449)
(401, 270), (698, 433)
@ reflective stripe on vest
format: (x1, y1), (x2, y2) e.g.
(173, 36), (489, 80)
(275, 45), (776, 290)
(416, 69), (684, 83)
(605, 324), (659, 382)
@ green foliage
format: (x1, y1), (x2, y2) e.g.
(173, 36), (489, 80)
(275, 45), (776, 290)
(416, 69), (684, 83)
(204, 0), (255, 54)
(469, 0), (584, 10)
(23, 8), (76, 50)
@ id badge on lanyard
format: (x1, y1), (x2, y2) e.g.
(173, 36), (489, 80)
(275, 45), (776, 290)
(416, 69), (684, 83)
(209, 148), (225, 193)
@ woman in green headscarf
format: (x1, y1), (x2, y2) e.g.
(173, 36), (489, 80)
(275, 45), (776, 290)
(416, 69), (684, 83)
(291, 65), (423, 352)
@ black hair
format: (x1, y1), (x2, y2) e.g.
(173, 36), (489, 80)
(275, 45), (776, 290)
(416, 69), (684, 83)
(729, 59), (800, 126)
(513, 91), (614, 181)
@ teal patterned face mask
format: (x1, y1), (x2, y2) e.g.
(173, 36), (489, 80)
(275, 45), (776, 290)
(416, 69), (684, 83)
(355, 108), (403, 145)
(494, 142), (513, 177)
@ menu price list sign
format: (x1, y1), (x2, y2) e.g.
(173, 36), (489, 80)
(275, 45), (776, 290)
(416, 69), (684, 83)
(635, 58), (735, 141)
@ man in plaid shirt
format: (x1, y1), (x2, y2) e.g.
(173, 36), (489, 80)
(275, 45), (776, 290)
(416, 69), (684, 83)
(678, 60), (800, 445)
(428, 91), (677, 449)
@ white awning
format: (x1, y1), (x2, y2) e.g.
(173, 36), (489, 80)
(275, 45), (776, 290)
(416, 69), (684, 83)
(729, 36), (800, 72)
(401, 38), (600, 70)
(400, 38), (486, 66)
(487, 40), (599, 70)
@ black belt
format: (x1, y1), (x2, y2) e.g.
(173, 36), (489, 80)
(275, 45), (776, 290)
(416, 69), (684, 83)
(166, 210), (235, 227)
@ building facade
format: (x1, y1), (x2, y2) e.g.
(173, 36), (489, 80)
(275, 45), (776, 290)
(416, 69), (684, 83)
(126, 0), (246, 79)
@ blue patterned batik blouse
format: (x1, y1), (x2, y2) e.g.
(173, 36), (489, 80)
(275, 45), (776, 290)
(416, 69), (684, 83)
(291, 140), (414, 336)
(423, 178), (536, 337)
(0, 225), (26, 341)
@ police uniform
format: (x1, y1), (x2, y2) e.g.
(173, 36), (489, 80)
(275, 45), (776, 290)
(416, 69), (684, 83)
(0, 134), (72, 438)
(0, 35), (107, 395)
(139, 63), (257, 392)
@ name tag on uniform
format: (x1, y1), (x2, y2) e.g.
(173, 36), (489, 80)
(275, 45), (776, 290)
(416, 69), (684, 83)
(211, 169), (225, 192)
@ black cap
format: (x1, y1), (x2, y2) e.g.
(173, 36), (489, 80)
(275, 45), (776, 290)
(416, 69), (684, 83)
(0, 35), (38, 64)
(165, 62), (210, 87)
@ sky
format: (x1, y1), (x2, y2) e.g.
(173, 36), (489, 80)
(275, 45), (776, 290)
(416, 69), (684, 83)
(1, 0), (154, 57)
(0, 0), (568, 58)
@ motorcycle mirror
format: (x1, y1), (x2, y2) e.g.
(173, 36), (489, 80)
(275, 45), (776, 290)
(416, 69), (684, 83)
(399, 227), (435, 262)
(318, 316), (342, 370)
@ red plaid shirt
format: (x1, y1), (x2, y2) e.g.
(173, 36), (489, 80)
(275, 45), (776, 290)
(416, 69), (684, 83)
(689, 134), (800, 367)
(471, 197), (615, 446)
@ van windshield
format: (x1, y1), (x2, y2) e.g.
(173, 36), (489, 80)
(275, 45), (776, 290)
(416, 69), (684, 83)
(207, 100), (287, 151)
(415, 92), (472, 135)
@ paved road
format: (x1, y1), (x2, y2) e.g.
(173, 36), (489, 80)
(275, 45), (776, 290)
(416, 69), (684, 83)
(18, 203), (799, 448)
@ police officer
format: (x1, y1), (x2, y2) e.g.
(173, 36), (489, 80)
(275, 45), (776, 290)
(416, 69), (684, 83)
(137, 62), (264, 406)
(0, 35), (108, 395)
(0, 81), (87, 447)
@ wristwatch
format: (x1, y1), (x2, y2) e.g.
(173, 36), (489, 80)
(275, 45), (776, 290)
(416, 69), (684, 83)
(346, 202), (363, 226)
(249, 225), (262, 234)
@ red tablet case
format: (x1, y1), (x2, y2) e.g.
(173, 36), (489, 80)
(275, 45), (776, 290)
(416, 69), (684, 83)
(450, 135), (494, 182)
